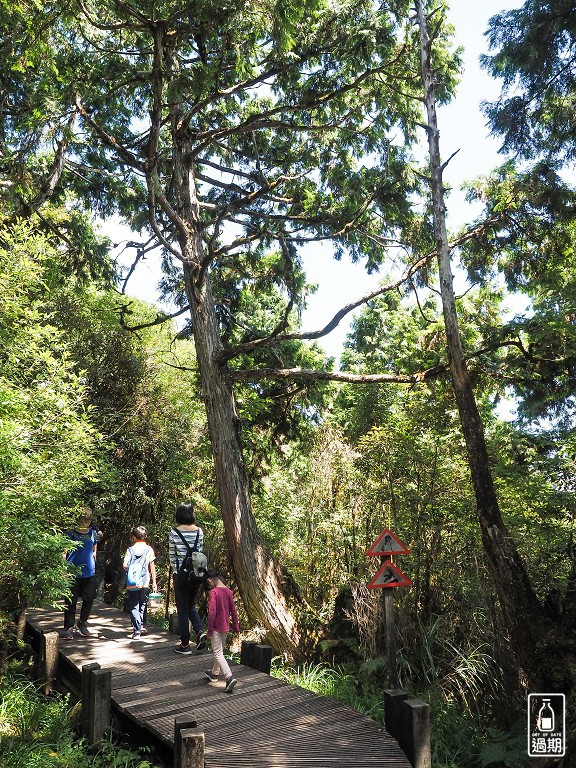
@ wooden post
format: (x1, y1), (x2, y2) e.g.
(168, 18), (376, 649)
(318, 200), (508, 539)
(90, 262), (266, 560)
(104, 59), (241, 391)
(175, 722), (204, 768)
(169, 612), (179, 635)
(240, 640), (257, 668)
(401, 698), (431, 768)
(384, 688), (409, 745)
(16, 609), (27, 641)
(174, 716), (197, 768)
(384, 589), (398, 687)
(39, 631), (59, 694)
(86, 668), (112, 744)
(82, 662), (101, 736)
(254, 643), (272, 674)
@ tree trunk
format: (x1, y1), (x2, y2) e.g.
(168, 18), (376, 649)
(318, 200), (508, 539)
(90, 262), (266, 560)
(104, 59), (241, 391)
(171, 133), (303, 657)
(415, 0), (546, 680)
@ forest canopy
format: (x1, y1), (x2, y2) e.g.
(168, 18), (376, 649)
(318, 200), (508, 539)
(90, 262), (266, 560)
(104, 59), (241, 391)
(1, 0), (576, 764)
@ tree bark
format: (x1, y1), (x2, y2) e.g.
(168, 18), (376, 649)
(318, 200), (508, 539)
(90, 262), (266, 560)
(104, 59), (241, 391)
(415, 0), (546, 680)
(171, 130), (303, 657)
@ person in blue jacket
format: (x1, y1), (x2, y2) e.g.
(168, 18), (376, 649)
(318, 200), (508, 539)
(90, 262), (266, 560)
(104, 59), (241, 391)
(62, 509), (98, 640)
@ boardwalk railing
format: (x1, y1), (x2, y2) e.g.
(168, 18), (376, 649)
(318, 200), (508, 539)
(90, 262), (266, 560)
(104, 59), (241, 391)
(385, 689), (431, 768)
(29, 601), (421, 768)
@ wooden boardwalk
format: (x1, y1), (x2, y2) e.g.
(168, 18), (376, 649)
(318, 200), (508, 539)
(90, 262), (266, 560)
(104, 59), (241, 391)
(26, 601), (411, 768)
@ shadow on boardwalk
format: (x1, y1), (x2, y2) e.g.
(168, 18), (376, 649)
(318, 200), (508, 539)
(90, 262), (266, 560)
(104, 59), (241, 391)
(27, 601), (412, 768)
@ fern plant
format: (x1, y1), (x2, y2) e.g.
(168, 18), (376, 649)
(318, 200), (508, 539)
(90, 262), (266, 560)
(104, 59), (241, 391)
(480, 724), (530, 768)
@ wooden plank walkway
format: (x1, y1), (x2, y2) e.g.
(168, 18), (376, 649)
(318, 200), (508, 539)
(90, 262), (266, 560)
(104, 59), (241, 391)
(26, 601), (411, 768)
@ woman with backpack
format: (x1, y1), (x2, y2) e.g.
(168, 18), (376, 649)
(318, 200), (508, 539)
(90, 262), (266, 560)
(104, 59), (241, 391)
(123, 525), (157, 640)
(169, 502), (207, 654)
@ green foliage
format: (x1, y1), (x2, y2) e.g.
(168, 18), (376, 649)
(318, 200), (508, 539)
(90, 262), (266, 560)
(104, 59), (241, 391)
(480, 723), (530, 768)
(0, 520), (73, 616)
(468, 7), (576, 425)
(52, 286), (213, 529)
(483, 0), (576, 163)
(272, 659), (338, 691)
(396, 614), (498, 714)
(0, 675), (156, 768)
(272, 659), (488, 767)
(2, 1), (576, 758)
(0, 222), (105, 614)
(0, 219), (214, 611)
(429, 694), (484, 768)
(461, 163), (576, 423)
(272, 660), (384, 719)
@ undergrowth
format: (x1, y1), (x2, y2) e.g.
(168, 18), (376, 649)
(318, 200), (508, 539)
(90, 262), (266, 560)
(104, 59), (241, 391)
(271, 659), (514, 768)
(0, 674), (157, 768)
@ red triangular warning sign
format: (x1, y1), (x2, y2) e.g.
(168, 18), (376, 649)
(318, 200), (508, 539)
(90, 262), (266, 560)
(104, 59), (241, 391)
(367, 560), (412, 589)
(366, 528), (409, 557)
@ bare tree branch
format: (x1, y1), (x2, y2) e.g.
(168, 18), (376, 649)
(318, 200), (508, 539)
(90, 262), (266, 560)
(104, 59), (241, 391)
(119, 302), (190, 331)
(218, 250), (433, 362)
(14, 111), (77, 219)
(75, 95), (146, 172)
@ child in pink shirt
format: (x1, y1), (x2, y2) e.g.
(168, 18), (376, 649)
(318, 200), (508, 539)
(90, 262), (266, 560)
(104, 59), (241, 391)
(203, 569), (240, 693)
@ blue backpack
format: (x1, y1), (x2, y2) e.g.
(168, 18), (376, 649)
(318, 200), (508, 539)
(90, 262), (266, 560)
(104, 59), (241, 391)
(126, 546), (151, 589)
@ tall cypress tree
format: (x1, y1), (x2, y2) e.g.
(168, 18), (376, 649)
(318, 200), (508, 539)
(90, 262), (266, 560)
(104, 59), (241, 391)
(21, 0), (435, 653)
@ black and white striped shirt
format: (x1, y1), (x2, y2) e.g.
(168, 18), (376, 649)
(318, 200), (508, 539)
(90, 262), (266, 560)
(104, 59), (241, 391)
(169, 527), (204, 572)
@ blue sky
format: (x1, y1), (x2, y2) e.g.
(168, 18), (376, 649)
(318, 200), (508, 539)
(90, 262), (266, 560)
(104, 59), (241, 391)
(300, 0), (525, 360)
(112, 0), (524, 360)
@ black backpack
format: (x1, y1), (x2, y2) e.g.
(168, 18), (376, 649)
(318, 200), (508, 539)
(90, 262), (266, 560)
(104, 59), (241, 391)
(173, 529), (207, 587)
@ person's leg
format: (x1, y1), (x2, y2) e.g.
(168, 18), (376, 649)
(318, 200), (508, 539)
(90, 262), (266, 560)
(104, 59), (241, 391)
(173, 574), (191, 650)
(210, 631), (231, 679)
(142, 590), (148, 634)
(78, 576), (97, 625)
(126, 590), (141, 634)
(187, 580), (205, 640)
(63, 579), (80, 632)
(137, 589), (147, 632)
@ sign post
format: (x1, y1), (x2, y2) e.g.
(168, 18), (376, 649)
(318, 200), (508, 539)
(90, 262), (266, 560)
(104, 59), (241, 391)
(366, 529), (411, 689)
(384, 588), (398, 687)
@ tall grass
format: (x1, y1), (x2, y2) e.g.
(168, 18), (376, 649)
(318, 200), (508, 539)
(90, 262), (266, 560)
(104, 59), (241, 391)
(272, 660), (384, 719)
(272, 659), (491, 768)
(0, 675), (156, 768)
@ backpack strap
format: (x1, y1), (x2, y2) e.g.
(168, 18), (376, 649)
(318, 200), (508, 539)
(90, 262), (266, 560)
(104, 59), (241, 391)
(173, 528), (200, 550)
(172, 527), (198, 570)
(128, 545), (144, 564)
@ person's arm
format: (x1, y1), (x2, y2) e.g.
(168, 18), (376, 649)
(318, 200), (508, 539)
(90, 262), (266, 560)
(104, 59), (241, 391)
(207, 589), (216, 636)
(122, 549), (131, 571)
(230, 592), (240, 633)
(91, 529), (98, 562)
(149, 556), (157, 592)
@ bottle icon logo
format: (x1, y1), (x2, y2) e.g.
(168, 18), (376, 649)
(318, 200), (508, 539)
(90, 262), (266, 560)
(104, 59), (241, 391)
(538, 699), (554, 732)
(528, 693), (565, 757)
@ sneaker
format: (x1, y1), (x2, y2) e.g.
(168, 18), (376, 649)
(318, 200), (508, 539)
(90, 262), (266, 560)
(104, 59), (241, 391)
(196, 632), (207, 651)
(76, 622), (90, 637)
(174, 643), (192, 655)
(140, 627), (148, 636)
(204, 670), (218, 682)
(224, 676), (237, 694)
(63, 628), (74, 641)
(131, 632), (141, 640)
